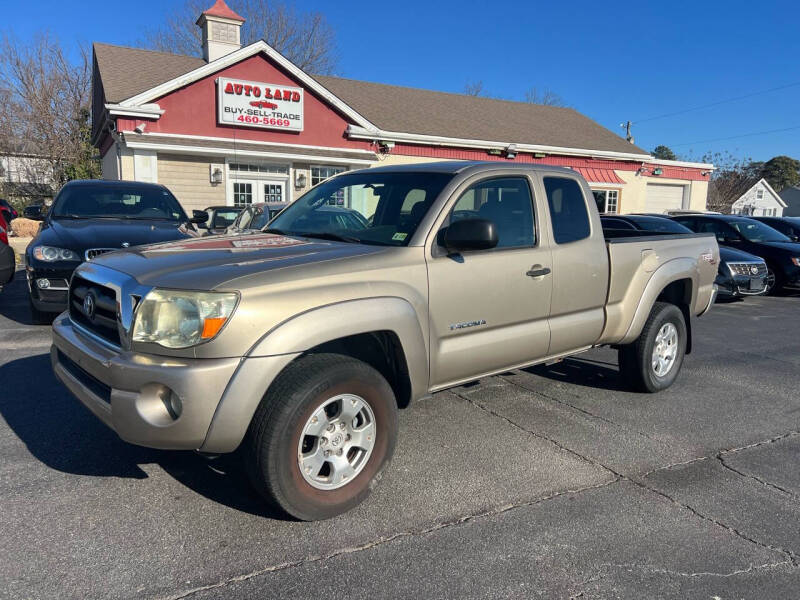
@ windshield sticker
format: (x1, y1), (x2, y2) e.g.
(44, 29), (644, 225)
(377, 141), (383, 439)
(392, 232), (408, 242)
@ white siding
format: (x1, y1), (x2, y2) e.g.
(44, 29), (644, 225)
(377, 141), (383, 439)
(158, 154), (226, 213)
(731, 180), (784, 216)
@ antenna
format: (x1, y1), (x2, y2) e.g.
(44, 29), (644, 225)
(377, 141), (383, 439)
(620, 120), (634, 144)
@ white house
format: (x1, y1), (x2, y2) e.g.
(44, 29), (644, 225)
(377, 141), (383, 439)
(731, 178), (785, 216)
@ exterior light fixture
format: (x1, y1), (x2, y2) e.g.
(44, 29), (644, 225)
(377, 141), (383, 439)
(295, 171), (307, 188)
(209, 164), (223, 184)
(652, 168), (663, 176)
(505, 144), (517, 159)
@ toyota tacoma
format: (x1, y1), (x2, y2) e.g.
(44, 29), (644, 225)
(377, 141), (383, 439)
(51, 162), (718, 520)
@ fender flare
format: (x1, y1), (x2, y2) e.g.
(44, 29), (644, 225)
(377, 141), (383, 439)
(201, 297), (429, 454)
(247, 297), (429, 393)
(619, 258), (698, 345)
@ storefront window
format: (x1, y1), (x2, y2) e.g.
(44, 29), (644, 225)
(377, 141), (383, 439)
(311, 166), (347, 205)
(592, 189), (619, 214)
(230, 163), (289, 175)
(233, 182), (253, 207)
(311, 166), (346, 187)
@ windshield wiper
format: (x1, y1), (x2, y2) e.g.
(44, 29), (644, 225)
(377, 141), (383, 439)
(263, 227), (288, 235)
(294, 231), (361, 244)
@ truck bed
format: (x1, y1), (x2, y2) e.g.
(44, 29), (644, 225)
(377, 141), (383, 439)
(599, 232), (718, 345)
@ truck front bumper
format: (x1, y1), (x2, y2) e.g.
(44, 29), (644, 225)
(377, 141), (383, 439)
(51, 313), (298, 452)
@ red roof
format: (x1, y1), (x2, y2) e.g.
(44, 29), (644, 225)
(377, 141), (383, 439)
(574, 167), (625, 184)
(201, 0), (245, 22)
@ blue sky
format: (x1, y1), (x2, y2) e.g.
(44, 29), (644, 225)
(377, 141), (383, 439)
(7, 0), (799, 162)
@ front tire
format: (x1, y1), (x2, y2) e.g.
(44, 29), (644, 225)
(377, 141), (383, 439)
(244, 353), (398, 521)
(618, 302), (687, 393)
(765, 264), (783, 296)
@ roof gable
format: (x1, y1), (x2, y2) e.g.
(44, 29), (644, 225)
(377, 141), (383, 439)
(93, 43), (205, 103)
(734, 178), (786, 208)
(92, 41), (651, 159)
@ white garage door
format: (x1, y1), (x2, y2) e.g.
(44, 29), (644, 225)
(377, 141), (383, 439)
(646, 184), (685, 213)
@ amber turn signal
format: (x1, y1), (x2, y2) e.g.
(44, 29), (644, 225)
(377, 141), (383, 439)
(201, 317), (228, 339)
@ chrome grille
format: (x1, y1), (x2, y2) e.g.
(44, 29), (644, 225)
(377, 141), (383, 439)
(85, 248), (116, 261)
(728, 262), (767, 277)
(69, 275), (120, 347)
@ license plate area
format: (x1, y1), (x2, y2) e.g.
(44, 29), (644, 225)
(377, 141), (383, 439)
(750, 277), (765, 291)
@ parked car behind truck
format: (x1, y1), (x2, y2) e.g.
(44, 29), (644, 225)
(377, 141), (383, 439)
(671, 214), (800, 294)
(600, 215), (767, 297)
(25, 180), (205, 323)
(51, 162), (718, 520)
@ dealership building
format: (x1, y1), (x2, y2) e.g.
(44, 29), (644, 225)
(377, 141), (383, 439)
(91, 0), (712, 216)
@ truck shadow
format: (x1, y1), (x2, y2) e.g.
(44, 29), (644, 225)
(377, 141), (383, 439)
(0, 352), (286, 519)
(523, 357), (625, 392)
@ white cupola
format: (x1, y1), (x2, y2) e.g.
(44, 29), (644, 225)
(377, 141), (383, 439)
(196, 0), (245, 63)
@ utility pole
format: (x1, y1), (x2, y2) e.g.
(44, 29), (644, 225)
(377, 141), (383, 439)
(621, 121), (634, 144)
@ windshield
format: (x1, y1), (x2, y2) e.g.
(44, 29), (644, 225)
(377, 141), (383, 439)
(268, 171), (453, 246)
(51, 184), (187, 221)
(729, 219), (791, 243)
(633, 217), (692, 234)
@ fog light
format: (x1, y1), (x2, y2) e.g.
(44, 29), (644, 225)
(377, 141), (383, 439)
(165, 390), (183, 420)
(36, 278), (50, 289)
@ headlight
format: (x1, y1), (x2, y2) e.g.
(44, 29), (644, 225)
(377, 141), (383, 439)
(33, 246), (80, 262)
(792, 258), (800, 267)
(131, 290), (238, 349)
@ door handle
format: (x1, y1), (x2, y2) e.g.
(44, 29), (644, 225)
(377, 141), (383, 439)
(526, 265), (551, 278)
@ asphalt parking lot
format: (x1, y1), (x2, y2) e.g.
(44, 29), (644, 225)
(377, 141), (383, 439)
(2, 270), (800, 600)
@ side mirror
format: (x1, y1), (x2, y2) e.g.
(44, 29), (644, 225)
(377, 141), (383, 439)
(190, 210), (208, 225)
(23, 205), (44, 220)
(439, 218), (498, 253)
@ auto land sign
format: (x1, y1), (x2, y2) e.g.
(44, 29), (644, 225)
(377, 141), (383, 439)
(217, 77), (304, 132)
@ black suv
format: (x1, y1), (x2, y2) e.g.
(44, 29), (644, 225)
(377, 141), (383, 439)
(600, 214), (768, 297)
(25, 180), (204, 322)
(750, 216), (800, 242)
(671, 214), (800, 294)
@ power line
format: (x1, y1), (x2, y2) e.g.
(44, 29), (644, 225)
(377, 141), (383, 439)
(670, 124), (800, 147)
(630, 81), (800, 125)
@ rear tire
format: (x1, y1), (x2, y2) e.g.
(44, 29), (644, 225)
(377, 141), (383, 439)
(618, 302), (687, 393)
(244, 353), (398, 521)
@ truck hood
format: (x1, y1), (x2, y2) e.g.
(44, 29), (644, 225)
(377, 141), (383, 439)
(89, 232), (388, 289)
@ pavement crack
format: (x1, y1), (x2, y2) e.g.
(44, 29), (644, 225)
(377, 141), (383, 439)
(716, 454), (799, 499)
(454, 389), (623, 479)
(159, 478), (622, 600)
(631, 477), (800, 568)
(607, 559), (795, 578)
(497, 374), (666, 446)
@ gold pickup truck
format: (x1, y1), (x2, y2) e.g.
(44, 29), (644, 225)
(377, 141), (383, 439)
(51, 162), (718, 520)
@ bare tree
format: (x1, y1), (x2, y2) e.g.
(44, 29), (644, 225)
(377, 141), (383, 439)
(699, 151), (762, 213)
(0, 32), (98, 204)
(462, 80), (487, 97)
(142, 0), (337, 74)
(523, 87), (568, 107)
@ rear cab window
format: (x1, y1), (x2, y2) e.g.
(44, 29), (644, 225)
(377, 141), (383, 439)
(543, 177), (591, 244)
